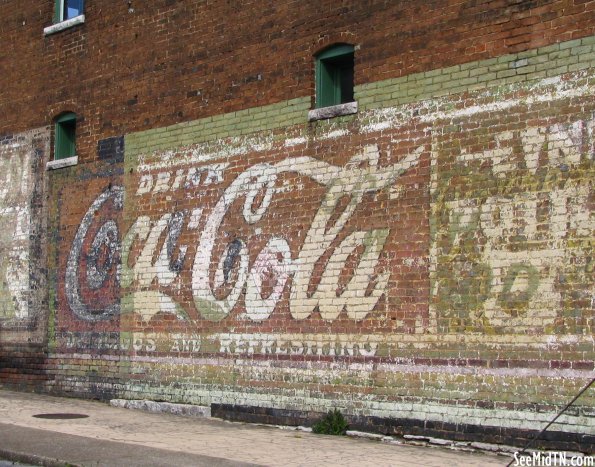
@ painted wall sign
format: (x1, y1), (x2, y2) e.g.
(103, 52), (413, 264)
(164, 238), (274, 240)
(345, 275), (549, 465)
(53, 71), (594, 362)
(64, 144), (425, 328)
(431, 116), (595, 334)
(0, 129), (48, 322)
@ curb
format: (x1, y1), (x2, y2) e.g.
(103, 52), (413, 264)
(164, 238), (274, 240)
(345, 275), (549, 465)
(109, 399), (211, 418)
(0, 447), (76, 467)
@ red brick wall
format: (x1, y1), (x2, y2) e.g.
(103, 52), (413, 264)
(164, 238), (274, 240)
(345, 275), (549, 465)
(44, 64), (595, 449)
(0, 1), (593, 161)
(1, 0), (594, 451)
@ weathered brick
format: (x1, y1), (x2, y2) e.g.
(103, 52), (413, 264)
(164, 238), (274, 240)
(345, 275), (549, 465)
(1, 1), (594, 453)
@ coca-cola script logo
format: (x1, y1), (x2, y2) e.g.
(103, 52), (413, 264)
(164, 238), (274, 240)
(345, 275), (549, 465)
(65, 145), (423, 323)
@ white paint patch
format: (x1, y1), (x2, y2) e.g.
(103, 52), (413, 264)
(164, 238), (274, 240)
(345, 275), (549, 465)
(361, 71), (594, 134)
(284, 137), (307, 147)
(402, 257), (427, 268)
(320, 129), (350, 140)
(0, 137), (34, 320)
(187, 208), (203, 230)
(137, 135), (274, 173)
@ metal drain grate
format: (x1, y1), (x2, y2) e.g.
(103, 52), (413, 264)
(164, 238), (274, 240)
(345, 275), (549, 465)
(33, 413), (89, 420)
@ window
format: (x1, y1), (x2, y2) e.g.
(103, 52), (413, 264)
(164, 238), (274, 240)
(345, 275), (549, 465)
(46, 112), (79, 170)
(54, 0), (84, 23)
(54, 113), (76, 160)
(45, 0), (85, 35)
(315, 44), (355, 108)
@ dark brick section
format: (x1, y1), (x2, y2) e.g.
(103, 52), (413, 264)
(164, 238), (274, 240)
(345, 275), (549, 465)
(97, 136), (124, 162)
(46, 378), (123, 402)
(349, 416), (595, 453)
(0, 344), (49, 392)
(211, 404), (595, 453)
(211, 403), (319, 428)
(0, 134), (14, 144)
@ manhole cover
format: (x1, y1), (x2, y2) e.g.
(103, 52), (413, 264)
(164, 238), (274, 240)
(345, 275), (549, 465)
(33, 413), (89, 420)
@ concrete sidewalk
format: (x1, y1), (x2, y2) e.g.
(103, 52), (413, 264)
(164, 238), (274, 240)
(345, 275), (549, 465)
(0, 389), (508, 466)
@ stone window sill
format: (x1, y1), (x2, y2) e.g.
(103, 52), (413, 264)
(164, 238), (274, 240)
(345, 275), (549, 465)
(308, 101), (358, 122)
(43, 15), (85, 36)
(46, 156), (78, 170)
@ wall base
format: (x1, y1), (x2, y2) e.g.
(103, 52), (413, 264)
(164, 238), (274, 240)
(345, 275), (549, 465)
(211, 404), (595, 453)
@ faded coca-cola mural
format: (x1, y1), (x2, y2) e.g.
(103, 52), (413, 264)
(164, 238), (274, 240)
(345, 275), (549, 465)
(55, 130), (431, 357)
(52, 72), (595, 361)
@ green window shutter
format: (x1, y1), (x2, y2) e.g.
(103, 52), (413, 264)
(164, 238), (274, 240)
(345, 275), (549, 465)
(315, 44), (355, 109)
(317, 44), (355, 62)
(317, 59), (337, 108)
(55, 113), (76, 160)
(53, 0), (62, 23)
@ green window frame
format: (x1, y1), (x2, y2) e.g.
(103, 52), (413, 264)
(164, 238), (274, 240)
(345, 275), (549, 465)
(54, 0), (85, 23)
(315, 44), (355, 108)
(54, 113), (77, 160)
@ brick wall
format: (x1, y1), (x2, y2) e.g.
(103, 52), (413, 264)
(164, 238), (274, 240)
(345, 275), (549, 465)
(44, 41), (595, 449)
(1, 0), (594, 451)
(1, 1), (593, 160)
